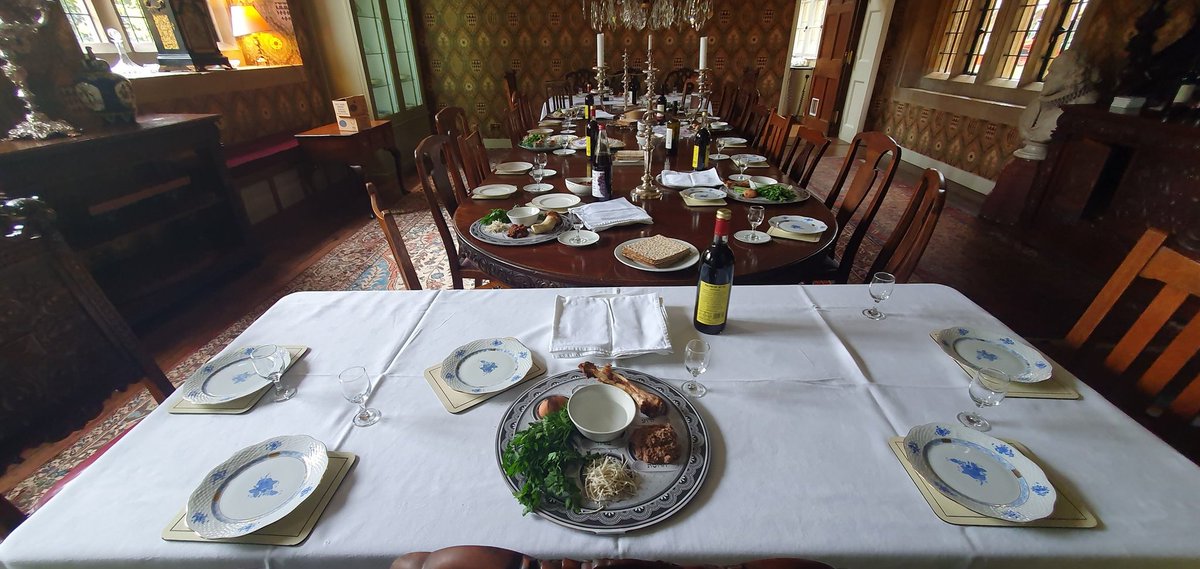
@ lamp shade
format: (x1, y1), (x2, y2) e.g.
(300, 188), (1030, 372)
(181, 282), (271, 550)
(230, 5), (271, 37)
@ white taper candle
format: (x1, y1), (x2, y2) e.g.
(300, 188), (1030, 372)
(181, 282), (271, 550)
(597, 33), (605, 67)
(699, 37), (708, 69)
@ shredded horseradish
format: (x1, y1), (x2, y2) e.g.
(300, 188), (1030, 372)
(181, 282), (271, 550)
(583, 455), (639, 503)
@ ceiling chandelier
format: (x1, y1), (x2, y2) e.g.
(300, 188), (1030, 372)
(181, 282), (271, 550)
(581, 0), (714, 31)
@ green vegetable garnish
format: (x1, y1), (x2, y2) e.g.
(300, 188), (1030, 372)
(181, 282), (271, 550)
(501, 408), (588, 514)
(521, 133), (545, 146)
(754, 184), (797, 202)
(481, 208), (510, 225)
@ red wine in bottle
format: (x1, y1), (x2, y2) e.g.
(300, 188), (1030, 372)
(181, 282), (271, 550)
(583, 86), (595, 121)
(666, 115), (680, 157)
(585, 105), (600, 163)
(592, 124), (613, 201)
(692, 112), (711, 170)
(694, 208), (734, 334)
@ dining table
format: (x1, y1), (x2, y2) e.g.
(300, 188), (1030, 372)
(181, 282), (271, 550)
(3, 284), (1199, 569)
(453, 118), (837, 288)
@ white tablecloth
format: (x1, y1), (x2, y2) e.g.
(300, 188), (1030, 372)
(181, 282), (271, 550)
(3, 285), (1199, 569)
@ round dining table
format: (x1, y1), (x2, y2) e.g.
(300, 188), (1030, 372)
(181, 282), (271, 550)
(453, 119), (837, 288)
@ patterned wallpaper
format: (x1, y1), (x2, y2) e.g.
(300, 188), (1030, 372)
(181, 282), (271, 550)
(411, 0), (797, 135)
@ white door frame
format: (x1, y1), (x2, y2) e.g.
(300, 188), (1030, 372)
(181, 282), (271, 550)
(838, 0), (894, 143)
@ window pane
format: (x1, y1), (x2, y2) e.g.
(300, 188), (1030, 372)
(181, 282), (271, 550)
(933, 0), (972, 74)
(59, 0), (102, 45)
(1037, 0), (1089, 81)
(962, 0), (1004, 76)
(791, 0), (826, 67)
(112, 0), (155, 45)
(997, 0), (1049, 80)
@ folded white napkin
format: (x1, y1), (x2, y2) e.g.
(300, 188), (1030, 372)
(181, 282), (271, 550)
(550, 293), (673, 359)
(660, 169), (723, 188)
(574, 198), (653, 231)
(595, 109), (615, 120)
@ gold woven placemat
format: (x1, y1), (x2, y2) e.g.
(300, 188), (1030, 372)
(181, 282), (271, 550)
(889, 437), (1097, 528)
(929, 334), (1080, 400)
(169, 346), (310, 415)
(162, 451), (357, 546)
(424, 341), (546, 414)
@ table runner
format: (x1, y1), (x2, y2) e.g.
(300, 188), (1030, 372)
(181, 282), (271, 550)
(3, 285), (1199, 569)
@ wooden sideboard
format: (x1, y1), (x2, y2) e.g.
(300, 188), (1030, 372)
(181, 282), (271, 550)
(0, 114), (258, 325)
(1022, 104), (1200, 271)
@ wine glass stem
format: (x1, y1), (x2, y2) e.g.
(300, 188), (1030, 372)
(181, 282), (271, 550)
(271, 373), (284, 394)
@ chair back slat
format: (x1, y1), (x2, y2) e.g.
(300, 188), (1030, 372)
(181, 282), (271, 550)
(1065, 229), (1169, 349)
(545, 80), (573, 113)
(1106, 286), (1187, 373)
(365, 182), (422, 291)
(782, 124), (831, 189)
(434, 106), (469, 141)
(1137, 312), (1200, 399)
(870, 168), (946, 283)
(1143, 247), (1200, 296)
(458, 130), (489, 188)
(715, 83), (738, 119)
(824, 131), (901, 283)
(1169, 370), (1200, 418)
(414, 135), (472, 289)
(761, 112), (794, 165)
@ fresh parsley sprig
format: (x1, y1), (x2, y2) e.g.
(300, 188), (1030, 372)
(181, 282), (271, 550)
(500, 409), (587, 514)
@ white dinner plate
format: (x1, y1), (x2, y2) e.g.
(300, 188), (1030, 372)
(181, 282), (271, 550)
(441, 337), (533, 394)
(717, 136), (747, 146)
(530, 193), (582, 210)
(710, 121), (730, 129)
(473, 184), (518, 198)
(553, 148), (576, 156)
(569, 138), (626, 150)
(904, 423), (1056, 522)
(186, 435), (329, 538)
(769, 215), (827, 234)
(558, 229), (600, 247)
(496, 161), (533, 174)
(933, 326), (1052, 382)
(523, 183), (554, 194)
(614, 237), (700, 272)
(681, 188), (726, 201)
(731, 153), (768, 164)
(180, 347), (289, 405)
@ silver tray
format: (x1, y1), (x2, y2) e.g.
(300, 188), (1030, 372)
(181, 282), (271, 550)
(495, 368), (710, 534)
(469, 219), (563, 246)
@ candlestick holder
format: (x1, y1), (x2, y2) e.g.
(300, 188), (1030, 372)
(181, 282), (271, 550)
(631, 45), (661, 201)
(694, 67), (712, 124)
(593, 64), (609, 112)
(621, 50), (631, 109)
(0, 0), (80, 140)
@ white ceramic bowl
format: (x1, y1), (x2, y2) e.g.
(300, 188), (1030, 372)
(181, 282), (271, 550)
(749, 176), (778, 188)
(567, 384), (636, 442)
(565, 177), (592, 196)
(507, 206), (541, 226)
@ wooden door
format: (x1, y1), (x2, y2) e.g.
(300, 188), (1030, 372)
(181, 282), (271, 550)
(802, 0), (866, 135)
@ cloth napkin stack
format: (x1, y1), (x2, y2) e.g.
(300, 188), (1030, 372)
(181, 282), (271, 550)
(660, 169), (723, 188)
(550, 293), (673, 359)
(574, 198), (653, 231)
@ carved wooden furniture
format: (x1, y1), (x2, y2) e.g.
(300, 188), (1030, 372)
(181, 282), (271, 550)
(366, 182), (422, 291)
(452, 129), (837, 288)
(458, 130), (490, 188)
(870, 168), (947, 283)
(294, 119), (407, 198)
(0, 197), (174, 532)
(545, 80), (574, 111)
(661, 67), (696, 94)
(435, 106), (470, 158)
(760, 112), (796, 165)
(564, 68), (592, 93)
(0, 114), (256, 325)
(1021, 104), (1200, 272)
(781, 125), (831, 189)
(1063, 228), (1200, 441)
(392, 546), (834, 569)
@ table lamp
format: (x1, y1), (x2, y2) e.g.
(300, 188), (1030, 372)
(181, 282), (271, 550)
(230, 4), (272, 66)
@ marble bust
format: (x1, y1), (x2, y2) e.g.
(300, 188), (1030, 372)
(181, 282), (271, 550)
(1015, 49), (1100, 160)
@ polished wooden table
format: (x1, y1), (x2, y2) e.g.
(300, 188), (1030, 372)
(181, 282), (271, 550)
(294, 119), (405, 194)
(453, 124), (837, 287)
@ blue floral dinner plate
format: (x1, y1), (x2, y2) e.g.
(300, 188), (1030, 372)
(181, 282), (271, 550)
(904, 423), (1056, 522)
(179, 347), (291, 405)
(441, 338), (534, 394)
(186, 435), (329, 539)
(933, 326), (1051, 383)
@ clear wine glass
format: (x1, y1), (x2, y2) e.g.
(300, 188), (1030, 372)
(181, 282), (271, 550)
(250, 344), (295, 402)
(682, 339), (710, 398)
(488, 156), (499, 174)
(567, 207), (586, 244)
(733, 155), (750, 178)
(338, 366), (382, 427)
(862, 272), (896, 320)
(532, 153), (548, 184)
(747, 205), (765, 242)
(957, 367), (1011, 432)
(713, 137), (728, 161)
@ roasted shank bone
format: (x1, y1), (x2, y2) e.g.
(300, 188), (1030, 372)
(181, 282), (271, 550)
(578, 362), (668, 418)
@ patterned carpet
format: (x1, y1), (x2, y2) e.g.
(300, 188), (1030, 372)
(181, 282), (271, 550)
(6, 155), (1084, 515)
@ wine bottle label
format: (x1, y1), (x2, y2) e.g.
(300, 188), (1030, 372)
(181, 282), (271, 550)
(695, 282), (731, 326)
(656, 104), (665, 112)
(666, 133), (674, 150)
(586, 137), (592, 156)
(592, 170), (607, 199)
(692, 145), (700, 168)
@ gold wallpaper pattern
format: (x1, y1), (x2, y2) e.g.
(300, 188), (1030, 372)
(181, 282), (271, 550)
(412, 0), (797, 136)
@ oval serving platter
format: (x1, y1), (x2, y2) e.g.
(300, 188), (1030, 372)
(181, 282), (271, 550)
(495, 368), (710, 534)
(469, 219), (564, 246)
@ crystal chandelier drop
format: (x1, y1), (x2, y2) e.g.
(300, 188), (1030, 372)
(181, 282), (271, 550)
(582, 0), (713, 32)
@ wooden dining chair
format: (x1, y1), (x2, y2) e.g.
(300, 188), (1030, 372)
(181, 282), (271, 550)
(868, 168), (947, 283)
(413, 135), (503, 289)
(365, 182), (423, 291)
(780, 124), (831, 189)
(545, 79), (573, 113)
(760, 111), (795, 165)
(733, 89), (761, 136)
(1062, 228), (1200, 433)
(434, 106), (469, 142)
(744, 103), (771, 147)
(715, 83), (738, 119)
(564, 68), (591, 94)
(0, 196), (175, 532)
(504, 108), (526, 147)
(661, 67), (695, 94)
(457, 129), (489, 188)
(393, 545), (835, 569)
(801, 131), (902, 283)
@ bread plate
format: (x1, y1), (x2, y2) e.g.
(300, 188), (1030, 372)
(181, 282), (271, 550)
(614, 237), (700, 272)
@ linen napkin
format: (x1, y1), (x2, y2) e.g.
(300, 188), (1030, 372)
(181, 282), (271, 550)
(595, 109), (615, 120)
(550, 293), (673, 359)
(767, 225), (821, 242)
(660, 169), (723, 188)
(574, 197), (653, 231)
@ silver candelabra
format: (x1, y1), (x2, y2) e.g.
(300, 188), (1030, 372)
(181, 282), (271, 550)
(621, 50), (631, 109)
(631, 42), (661, 201)
(0, 0), (79, 139)
(593, 64), (609, 113)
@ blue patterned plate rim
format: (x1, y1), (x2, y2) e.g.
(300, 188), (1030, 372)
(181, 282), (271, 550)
(903, 423), (1056, 522)
(440, 337), (534, 395)
(933, 326), (1051, 383)
(180, 347), (290, 405)
(186, 434), (329, 539)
